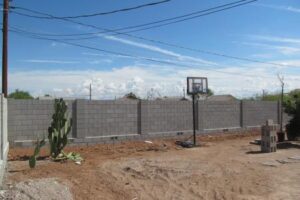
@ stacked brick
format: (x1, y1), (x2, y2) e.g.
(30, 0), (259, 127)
(261, 119), (277, 153)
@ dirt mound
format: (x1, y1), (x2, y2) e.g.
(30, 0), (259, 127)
(1, 178), (73, 200)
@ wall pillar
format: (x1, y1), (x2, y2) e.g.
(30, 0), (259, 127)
(137, 100), (142, 134)
(240, 100), (244, 128)
(0, 94), (9, 186)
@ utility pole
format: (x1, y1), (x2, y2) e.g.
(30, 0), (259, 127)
(89, 83), (92, 100)
(277, 73), (285, 142)
(2, 0), (9, 97)
(262, 89), (266, 100)
(277, 74), (284, 133)
(192, 94), (196, 146)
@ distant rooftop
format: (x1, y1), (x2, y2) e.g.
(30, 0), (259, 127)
(207, 95), (236, 101)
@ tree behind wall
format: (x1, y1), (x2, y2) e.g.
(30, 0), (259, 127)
(124, 92), (140, 100)
(8, 89), (33, 99)
(207, 88), (214, 96)
(285, 93), (300, 140)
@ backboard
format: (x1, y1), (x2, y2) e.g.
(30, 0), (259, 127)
(187, 77), (208, 95)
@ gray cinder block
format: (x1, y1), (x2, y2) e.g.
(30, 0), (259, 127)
(261, 119), (277, 153)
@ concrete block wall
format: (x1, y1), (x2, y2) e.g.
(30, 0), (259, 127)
(7, 99), (74, 143)
(7, 99), (281, 146)
(141, 100), (193, 134)
(242, 101), (278, 127)
(76, 100), (139, 138)
(198, 101), (241, 131)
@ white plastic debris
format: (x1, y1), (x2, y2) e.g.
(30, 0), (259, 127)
(75, 161), (81, 165)
(144, 141), (153, 144)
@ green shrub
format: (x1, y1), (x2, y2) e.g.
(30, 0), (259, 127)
(285, 93), (300, 140)
(9, 89), (33, 99)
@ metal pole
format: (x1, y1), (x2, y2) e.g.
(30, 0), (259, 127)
(2, 0), (8, 97)
(192, 94), (196, 146)
(89, 83), (92, 100)
(280, 82), (284, 132)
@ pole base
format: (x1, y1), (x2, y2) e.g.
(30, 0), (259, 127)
(277, 131), (285, 143)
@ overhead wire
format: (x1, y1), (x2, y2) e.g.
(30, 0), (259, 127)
(7, 0), (291, 68)
(10, 0), (255, 35)
(6, 21), (298, 69)
(10, 29), (278, 79)
(6, 0), (290, 78)
(113, 0), (258, 34)
(28, 0), (172, 19)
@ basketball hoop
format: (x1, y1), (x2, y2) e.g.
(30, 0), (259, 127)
(187, 77), (208, 95)
(186, 77), (208, 147)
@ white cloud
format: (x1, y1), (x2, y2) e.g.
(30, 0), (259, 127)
(286, 6), (300, 13)
(257, 4), (300, 13)
(242, 35), (300, 57)
(20, 59), (80, 64)
(269, 59), (300, 68)
(8, 62), (300, 99)
(250, 53), (274, 59)
(241, 42), (300, 56)
(102, 35), (217, 66)
(82, 52), (105, 56)
(88, 59), (112, 64)
(249, 35), (300, 44)
(50, 42), (67, 47)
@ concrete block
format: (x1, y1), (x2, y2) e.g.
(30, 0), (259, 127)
(261, 120), (277, 153)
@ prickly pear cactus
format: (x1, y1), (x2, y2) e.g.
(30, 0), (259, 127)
(48, 99), (72, 159)
(29, 138), (46, 168)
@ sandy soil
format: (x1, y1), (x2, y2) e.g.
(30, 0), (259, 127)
(3, 131), (300, 200)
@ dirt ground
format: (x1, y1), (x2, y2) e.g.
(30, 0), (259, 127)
(2, 131), (300, 200)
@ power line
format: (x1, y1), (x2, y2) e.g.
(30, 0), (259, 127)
(9, 0), (172, 19)
(8, 0), (268, 66)
(113, 0), (258, 34)
(10, 0), (255, 35)
(8, 0), (287, 68)
(10, 29), (277, 79)
(7, 24), (298, 69)
(39, 0), (170, 19)
(111, 0), (253, 34)
(8, 1), (237, 37)
(9, 1), (294, 73)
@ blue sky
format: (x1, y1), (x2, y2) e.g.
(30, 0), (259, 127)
(3, 0), (300, 99)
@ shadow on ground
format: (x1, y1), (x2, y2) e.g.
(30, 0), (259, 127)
(246, 141), (300, 154)
(8, 155), (49, 162)
(277, 142), (300, 149)
(246, 150), (263, 154)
